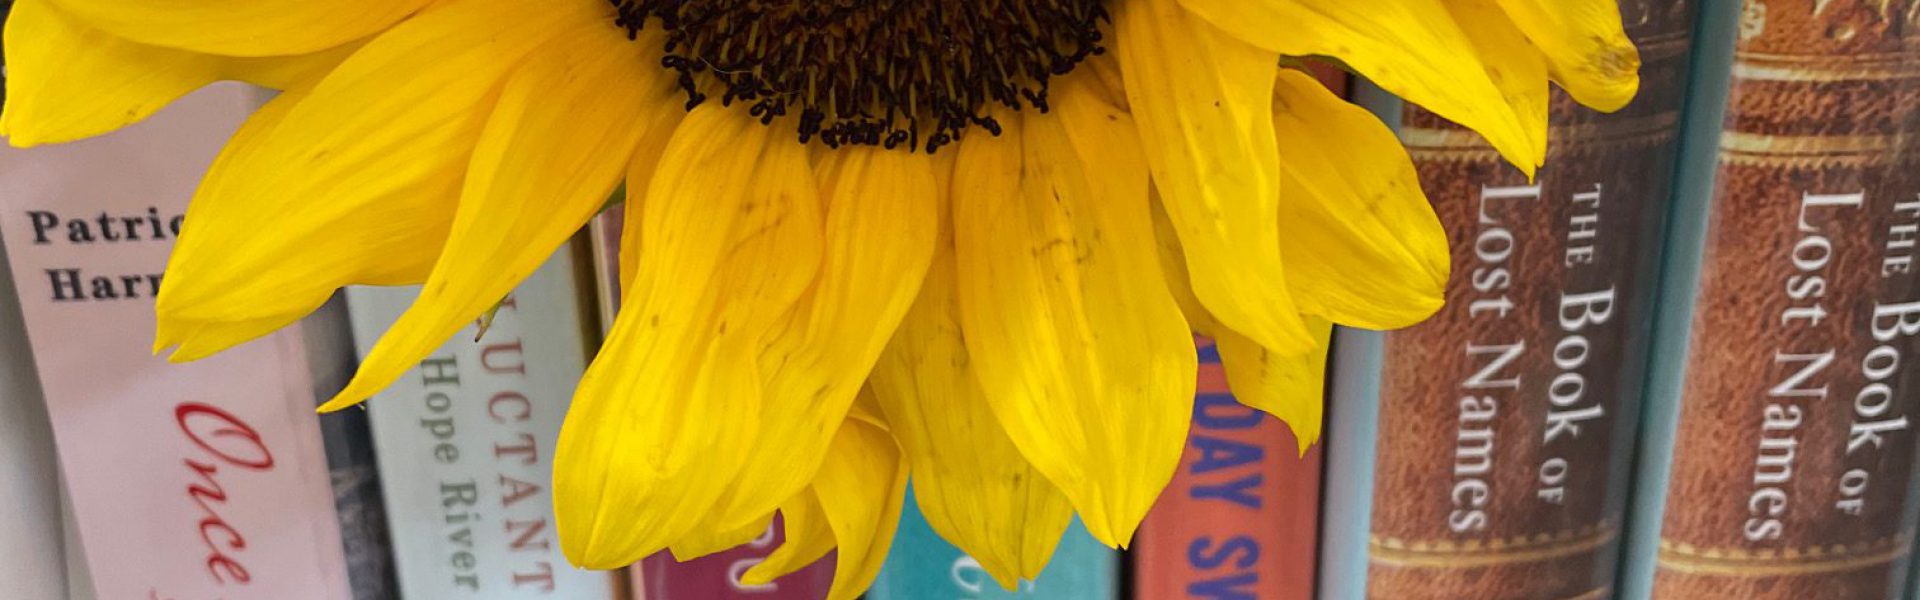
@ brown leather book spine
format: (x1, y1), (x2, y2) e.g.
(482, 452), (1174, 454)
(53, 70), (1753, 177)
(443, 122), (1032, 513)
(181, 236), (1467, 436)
(1651, 1), (1920, 598)
(1362, 3), (1698, 599)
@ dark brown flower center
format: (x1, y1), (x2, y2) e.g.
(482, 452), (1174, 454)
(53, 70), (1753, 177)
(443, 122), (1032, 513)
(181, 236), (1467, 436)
(609, 0), (1108, 152)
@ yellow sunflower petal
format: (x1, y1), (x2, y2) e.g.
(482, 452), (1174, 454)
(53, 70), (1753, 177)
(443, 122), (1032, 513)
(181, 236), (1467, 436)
(869, 210), (1074, 587)
(951, 93), (1194, 548)
(1153, 195), (1331, 451)
(323, 14), (670, 409)
(587, 329), (771, 566)
(1080, 50), (1130, 112)
(1148, 190), (1222, 336)
(1212, 319), (1333, 454)
(162, 315), (298, 363)
(815, 419), (912, 600)
(144, 87), (301, 356)
(155, 0), (604, 360)
(669, 513), (776, 562)
(0, 0), (351, 147)
(47, 0), (428, 57)
(741, 495), (836, 584)
(1270, 69), (1449, 330)
(615, 98), (689, 295)
(555, 106), (823, 568)
(1, 0), (218, 146)
(1441, 0), (1550, 167)
(1491, 0), (1641, 111)
(1115, 0), (1312, 355)
(230, 43), (366, 91)
(846, 385), (890, 431)
(712, 145), (938, 529)
(1051, 83), (1197, 544)
(1175, 0), (1545, 173)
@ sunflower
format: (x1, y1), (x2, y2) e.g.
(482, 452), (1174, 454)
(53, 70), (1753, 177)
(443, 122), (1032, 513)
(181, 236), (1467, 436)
(2, 0), (1637, 596)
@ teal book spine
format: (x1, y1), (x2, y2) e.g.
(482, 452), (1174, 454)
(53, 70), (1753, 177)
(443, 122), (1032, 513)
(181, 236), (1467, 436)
(1316, 327), (1388, 600)
(867, 493), (1118, 599)
(1617, 0), (1740, 597)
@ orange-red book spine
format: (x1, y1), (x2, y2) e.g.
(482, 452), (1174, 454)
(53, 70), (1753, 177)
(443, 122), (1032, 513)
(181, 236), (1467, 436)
(1133, 338), (1323, 600)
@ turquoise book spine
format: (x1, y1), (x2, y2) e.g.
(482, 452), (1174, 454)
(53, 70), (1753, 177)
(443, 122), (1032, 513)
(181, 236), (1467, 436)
(868, 493), (1118, 599)
(1316, 327), (1388, 600)
(1616, 1), (1760, 597)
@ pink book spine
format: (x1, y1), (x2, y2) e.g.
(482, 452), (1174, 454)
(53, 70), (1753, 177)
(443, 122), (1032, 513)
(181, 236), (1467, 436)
(0, 84), (353, 600)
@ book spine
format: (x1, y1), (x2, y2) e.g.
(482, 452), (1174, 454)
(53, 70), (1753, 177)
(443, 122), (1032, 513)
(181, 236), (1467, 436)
(1, 6), (73, 597)
(0, 83), (353, 600)
(61, 485), (95, 600)
(306, 294), (403, 600)
(1909, 524), (1920, 599)
(1318, 326), (1389, 600)
(348, 243), (619, 599)
(0, 240), (68, 600)
(1316, 78), (1409, 600)
(1356, 3), (1698, 599)
(587, 205), (835, 599)
(1133, 338), (1321, 600)
(867, 489), (1117, 599)
(1632, 1), (1920, 598)
(585, 206), (624, 337)
(635, 518), (836, 600)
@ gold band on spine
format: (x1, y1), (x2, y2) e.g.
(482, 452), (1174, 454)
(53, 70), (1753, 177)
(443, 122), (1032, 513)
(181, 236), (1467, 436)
(1399, 126), (1494, 153)
(1719, 131), (1909, 167)
(1368, 522), (1619, 569)
(1732, 50), (1920, 82)
(1403, 112), (1682, 163)
(1553, 112), (1681, 149)
(1638, 32), (1693, 61)
(1656, 534), (1914, 577)
(1561, 587), (1611, 600)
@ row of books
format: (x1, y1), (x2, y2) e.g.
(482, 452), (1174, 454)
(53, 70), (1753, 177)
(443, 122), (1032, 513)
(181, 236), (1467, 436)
(2, 0), (1918, 598)
(1317, 0), (1920, 597)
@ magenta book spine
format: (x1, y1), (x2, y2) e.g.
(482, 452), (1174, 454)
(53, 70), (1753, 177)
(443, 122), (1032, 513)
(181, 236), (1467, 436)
(636, 519), (835, 600)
